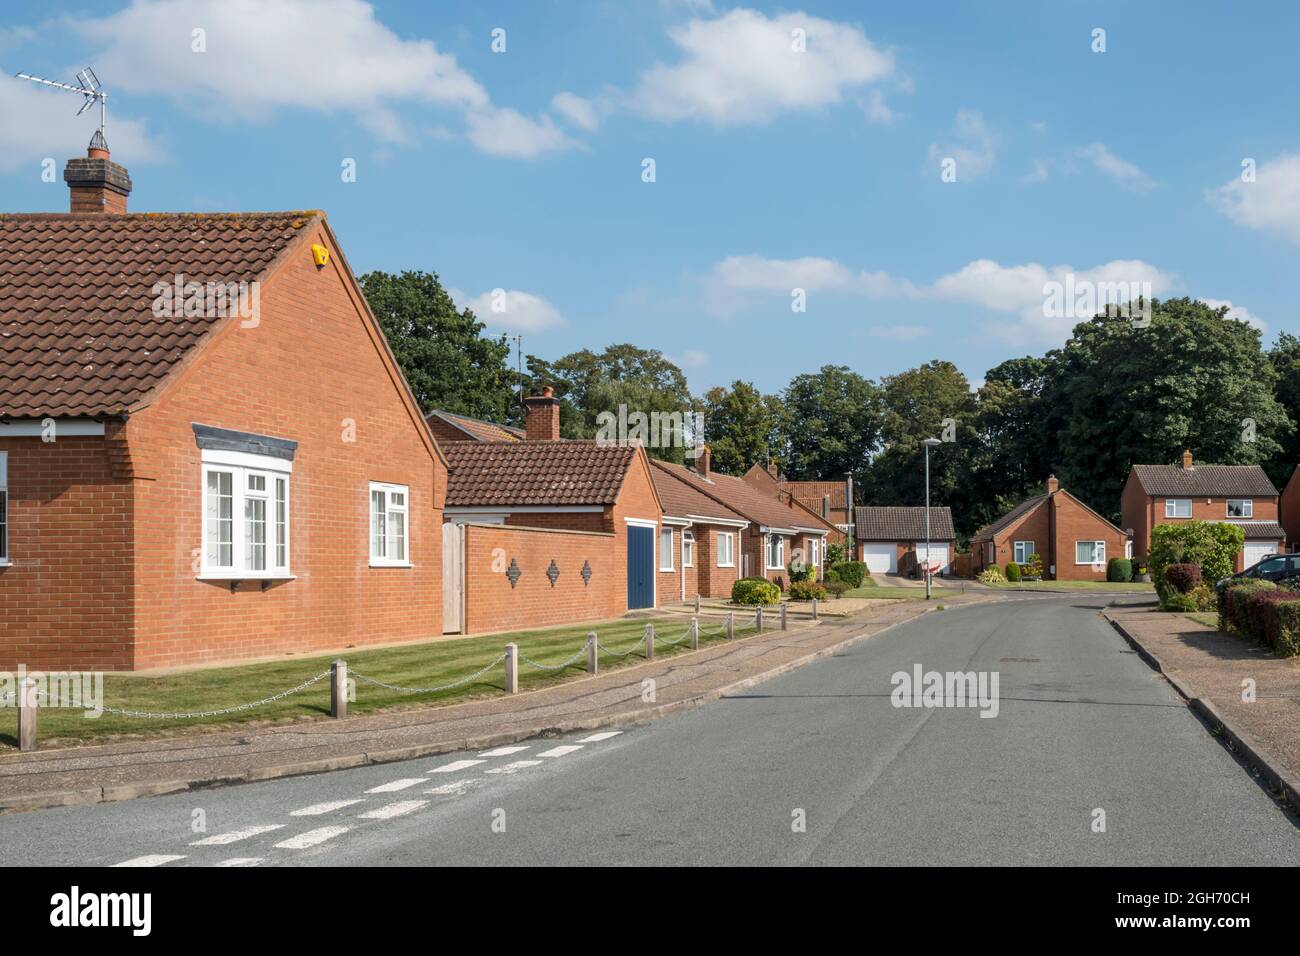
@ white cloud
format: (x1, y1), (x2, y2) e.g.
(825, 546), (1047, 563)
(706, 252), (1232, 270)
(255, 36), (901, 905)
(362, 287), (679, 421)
(630, 8), (893, 125)
(1077, 142), (1156, 191)
(465, 108), (577, 159)
(669, 349), (710, 369)
(0, 67), (164, 171)
(1022, 158), (1050, 183)
(551, 92), (600, 131)
(864, 89), (894, 125)
(1208, 153), (1300, 245)
(928, 110), (996, 179)
(703, 253), (913, 316)
(451, 288), (568, 333)
(1199, 297), (1266, 333)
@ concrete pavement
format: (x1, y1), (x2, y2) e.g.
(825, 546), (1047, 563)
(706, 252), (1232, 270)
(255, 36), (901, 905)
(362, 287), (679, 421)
(2, 594), (1295, 866)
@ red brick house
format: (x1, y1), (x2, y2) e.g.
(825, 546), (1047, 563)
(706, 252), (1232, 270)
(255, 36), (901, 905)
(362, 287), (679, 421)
(1121, 451), (1283, 571)
(0, 143), (446, 671)
(439, 389), (665, 634)
(650, 450), (750, 602)
(854, 507), (956, 576)
(1279, 466), (1300, 553)
(426, 408), (523, 444)
(742, 461), (853, 554)
(971, 477), (1131, 580)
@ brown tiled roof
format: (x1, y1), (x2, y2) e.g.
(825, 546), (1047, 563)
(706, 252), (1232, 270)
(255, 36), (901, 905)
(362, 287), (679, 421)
(426, 409), (523, 442)
(854, 506), (955, 541)
(0, 212), (315, 417)
(781, 480), (848, 511)
(649, 460), (748, 525)
(664, 462), (835, 532)
(443, 440), (636, 507)
(1230, 521), (1285, 540)
(1130, 464), (1278, 498)
(970, 495), (1047, 541)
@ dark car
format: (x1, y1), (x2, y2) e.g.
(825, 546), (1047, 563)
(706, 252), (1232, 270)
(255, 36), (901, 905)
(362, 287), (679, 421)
(1215, 553), (1300, 591)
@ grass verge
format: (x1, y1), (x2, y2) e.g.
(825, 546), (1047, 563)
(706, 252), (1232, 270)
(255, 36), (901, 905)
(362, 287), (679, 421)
(983, 580), (1155, 591)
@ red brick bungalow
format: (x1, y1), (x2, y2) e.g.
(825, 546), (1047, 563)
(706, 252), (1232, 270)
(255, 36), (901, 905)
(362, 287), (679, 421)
(854, 506), (956, 576)
(971, 477), (1131, 580)
(742, 460), (853, 554)
(1121, 451), (1283, 571)
(650, 450), (750, 602)
(439, 389), (665, 634)
(0, 143), (446, 671)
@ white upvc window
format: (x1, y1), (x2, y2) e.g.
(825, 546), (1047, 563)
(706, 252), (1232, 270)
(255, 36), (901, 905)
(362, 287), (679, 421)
(201, 462), (290, 578)
(1125, 540), (1133, 559)
(807, 537), (820, 570)
(717, 532), (735, 568)
(1075, 540), (1106, 565)
(1013, 540), (1035, 564)
(0, 451), (8, 564)
(766, 533), (785, 570)
(1165, 498), (1192, 518)
(369, 482), (410, 566)
(987, 542), (994, 563)
(659, 527), (674, 571)
(1227, 499), (1253, 518)
(682, 530), (695, 568)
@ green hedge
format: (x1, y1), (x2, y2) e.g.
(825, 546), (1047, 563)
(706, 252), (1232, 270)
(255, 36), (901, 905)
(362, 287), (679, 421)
(1106, 557), (1133, 583)
(732, 577), (781, 606)
(1216, 579), (1300, 655)
(1005, 562), (1021, 582)
(788, 580), (827, 602)
(1150, 521), (1244, 605)
(831, 561), (867, 589)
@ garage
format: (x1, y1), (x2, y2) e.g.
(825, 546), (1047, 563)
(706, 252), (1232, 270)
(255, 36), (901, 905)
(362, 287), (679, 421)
(1242, 541), (1276, 570)
(861, 542), (897, 574)
(918, 542), (951, 575)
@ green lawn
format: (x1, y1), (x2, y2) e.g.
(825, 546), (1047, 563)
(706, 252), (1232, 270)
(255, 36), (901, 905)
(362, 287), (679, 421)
(983, 580), (1155, 591)
(0, 615), (757, 748)
(844, 586), (931, 600)
(1184, 612), (1220, 628)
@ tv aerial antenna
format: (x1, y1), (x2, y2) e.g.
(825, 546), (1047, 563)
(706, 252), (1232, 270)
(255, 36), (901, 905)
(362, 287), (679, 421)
(14, 67), (108, 146)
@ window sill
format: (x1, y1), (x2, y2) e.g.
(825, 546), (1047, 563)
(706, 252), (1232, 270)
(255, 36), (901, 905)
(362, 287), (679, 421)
(197, 574), (296, 582)
(369, 562), (413, 569)
(717, 564), (735, 569)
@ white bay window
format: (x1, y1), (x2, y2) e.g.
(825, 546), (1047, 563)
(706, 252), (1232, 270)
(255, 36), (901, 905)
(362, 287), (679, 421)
(201, 458), (290, 578)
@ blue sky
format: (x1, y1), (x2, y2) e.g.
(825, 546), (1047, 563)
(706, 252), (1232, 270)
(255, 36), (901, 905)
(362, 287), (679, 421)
(2, 0), (1297, 394)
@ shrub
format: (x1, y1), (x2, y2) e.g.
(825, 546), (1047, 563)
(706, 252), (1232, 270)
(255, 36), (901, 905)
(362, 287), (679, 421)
(1186, 583), (1217, 612)
(824, 566), (843, 585)
(787, 563), (810, 584)
(1163, 591), (1197, 612)
(977, 566), (1006, 584)
(1107, 557), (1133, 583)
(1004, 562), (1022, 582)
(1217, 578), (1275, 632)
(1022, 553), (1044, 579)
(1149, 521), (1244, 603)
(833, 561), (867, 589)
(732, 577), (781, 606)
(1163, 563), (1201, 595)
(826, 543), (845, 566)
(824, 579), (850, 599)
(788, 580), (827, 602)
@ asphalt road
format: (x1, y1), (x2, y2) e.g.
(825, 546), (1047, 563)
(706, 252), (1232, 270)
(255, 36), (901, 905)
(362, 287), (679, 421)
(4, 595), (1297, 866)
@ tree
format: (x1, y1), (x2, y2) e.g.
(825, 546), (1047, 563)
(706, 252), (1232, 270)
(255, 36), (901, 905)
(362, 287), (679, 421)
(360, 270), (514, 420)
(700, 381), (784, 475)
(778, 366), (882, 491)
(1267, 332), (1300, 487)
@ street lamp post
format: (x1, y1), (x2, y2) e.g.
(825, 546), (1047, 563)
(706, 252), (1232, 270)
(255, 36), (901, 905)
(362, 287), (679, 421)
(922, 437), (942, 600)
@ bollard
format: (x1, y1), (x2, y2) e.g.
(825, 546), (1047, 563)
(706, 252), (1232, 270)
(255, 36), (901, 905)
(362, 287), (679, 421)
(690, 616), (699, 650)
(331, 659), (348, 720)
(587, 632), (598, 674)
(726, 612), (734, 640)
(17, 677), (37, 752)
(694, 593), (701, 614)
(756, 607), (764, 633)
(811, 597), (819, 621)
(504, 643), (519, 694)
(644, 623), (655, 660)
(780, 603), (788, 631)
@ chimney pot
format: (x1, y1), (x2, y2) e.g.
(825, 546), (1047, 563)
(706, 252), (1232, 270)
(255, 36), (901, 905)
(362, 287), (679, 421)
(522, 386), (561, 441)
(1181, 449), (1194, 469)
(1046, 475), (1059, 494)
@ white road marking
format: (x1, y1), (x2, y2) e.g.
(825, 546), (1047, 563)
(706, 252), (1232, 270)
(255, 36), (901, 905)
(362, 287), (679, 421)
(365, 778), (425, 793)
(360, 800), (428, 820)
(479, 745), (530, 757)
(484, 760), (543, 775)
(291, 799), (364, 817)
(538, 745), (583, 758)
(428, 758), (486, 774)
(274, 826), (350, 850)
(579, 731), (622, 743)
(190, 824), (284, 846)
(213, 858), (263, 867)
(425, 779), (481, 796)
(112, 854), (185, 868)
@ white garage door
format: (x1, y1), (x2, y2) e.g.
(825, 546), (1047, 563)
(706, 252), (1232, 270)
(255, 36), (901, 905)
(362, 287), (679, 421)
(918, 542), (951, 575)
(861, 543), (897, 574)
(1242, 542), (1275, 569)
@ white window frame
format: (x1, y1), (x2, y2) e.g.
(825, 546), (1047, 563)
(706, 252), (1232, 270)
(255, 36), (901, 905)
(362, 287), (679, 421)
(987, 542), (994, 564)
(1125, 540), (1133, 559)
(807, 537), (820, 571)
(1075, 540), (1106, 565)
(717, 532), (735, 568)
(1165, 498), (1192, 518)
(369, 481), (411, 567)
(682, 530), (695, 568)
(200, 456), (291, 579)
(766, 533), (786, 570)
(1013, 540), (1034, 564)
(659, 527), (675, 571)
(1227, 499), (1253, 518)
(0, 451), (8, 565)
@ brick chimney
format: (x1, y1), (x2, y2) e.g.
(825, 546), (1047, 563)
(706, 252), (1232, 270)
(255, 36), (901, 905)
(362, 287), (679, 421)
(1181, 449), (1194, 470)
(522, 386), (561, 441)
(1046, 475), (1059, 494)
(691, 444), (712, 478)
(766, 456), (779, 479)
(64, 132), (132, 214)
(822, 494), (831, 518)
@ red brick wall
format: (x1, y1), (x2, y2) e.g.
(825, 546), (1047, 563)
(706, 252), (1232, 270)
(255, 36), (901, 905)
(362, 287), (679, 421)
(744, 529), (795, 588)
(1050, 493), (1129, 580)
(694, 525), (741, 599)
(461, 523), (619, 634)
(0, 436), (134, 670)
(1120, 472), (1150, 561)
(122, 224), (445, 669)
(612, 450), (663, 605)
(1281, 467), (1300, 552)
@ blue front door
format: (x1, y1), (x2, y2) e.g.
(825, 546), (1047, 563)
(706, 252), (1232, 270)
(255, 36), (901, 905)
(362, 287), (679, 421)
(627, 525), (654, 609)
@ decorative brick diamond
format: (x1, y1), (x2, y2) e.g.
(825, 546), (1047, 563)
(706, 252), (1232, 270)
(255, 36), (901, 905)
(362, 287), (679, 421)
(506, 558), (521, 588)
(581, 560), (592, 586)
(546, 559), (560, 587)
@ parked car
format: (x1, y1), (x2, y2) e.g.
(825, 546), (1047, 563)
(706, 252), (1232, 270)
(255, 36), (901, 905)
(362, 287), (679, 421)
(1215, 553), (1300, 591)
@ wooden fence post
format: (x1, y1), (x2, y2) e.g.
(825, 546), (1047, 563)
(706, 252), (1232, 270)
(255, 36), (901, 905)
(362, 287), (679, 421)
(694, 593), (701, 614)
(587, 632), (598, 674)
(504, 643), (519, 694)
(690, 616), (699, 650)
(756, 607), (764, 633)
(780, 603), (788, 631)
(17, 677), (37, 752)
(644, 623), (655, 660)
(726, 612), (735, 640)
(331, 659), (348, 719)
(812, 597), (819, 621)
